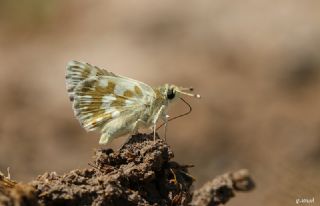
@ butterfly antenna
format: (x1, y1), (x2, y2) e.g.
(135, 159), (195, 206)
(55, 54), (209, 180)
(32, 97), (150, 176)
(157, 97), (192, 130)
(178, 87), (201, 99)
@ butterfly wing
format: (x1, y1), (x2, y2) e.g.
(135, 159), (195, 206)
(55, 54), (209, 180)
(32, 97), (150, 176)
(67, 62), (155, 133)
(66, 60), (117, 101)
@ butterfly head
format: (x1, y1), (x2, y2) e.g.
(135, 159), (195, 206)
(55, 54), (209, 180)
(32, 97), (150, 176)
(164, 84), (201, 101)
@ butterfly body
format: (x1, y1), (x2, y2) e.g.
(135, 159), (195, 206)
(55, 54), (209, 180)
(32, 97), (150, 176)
(66, 61), (199, 144)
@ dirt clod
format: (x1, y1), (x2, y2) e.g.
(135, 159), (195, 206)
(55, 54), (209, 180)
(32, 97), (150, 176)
(31, 134), (194, 206)
(191, 169), (255, 206)
(2, 133), (255, 205)
(0, 171), (38, 206)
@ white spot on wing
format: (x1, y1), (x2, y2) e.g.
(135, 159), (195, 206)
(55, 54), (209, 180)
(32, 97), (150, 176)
(90, 69), (97, 77)
(95, 117), (103, 122)
(114, 82), (136, 96)
(102, 96), (116, 108)
(114, 84), (127, 96)
(125, 99), (134, 105)
(98, 79), (108, 87)
(67, 61), (77, 68)
(83, 95), (92, 99)
(112, 110), (120, 118)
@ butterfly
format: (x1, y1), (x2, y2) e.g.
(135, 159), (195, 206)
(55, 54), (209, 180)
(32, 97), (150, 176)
(65, 61), (200, 144)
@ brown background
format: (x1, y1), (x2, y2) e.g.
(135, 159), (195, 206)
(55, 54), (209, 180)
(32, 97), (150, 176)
(0, 1), (319, 205)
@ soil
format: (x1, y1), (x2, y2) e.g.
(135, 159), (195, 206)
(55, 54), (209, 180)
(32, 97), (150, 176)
(0, 133), (254, 206)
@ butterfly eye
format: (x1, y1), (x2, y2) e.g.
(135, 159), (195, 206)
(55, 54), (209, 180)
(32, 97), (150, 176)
(167, 88), (175, 100)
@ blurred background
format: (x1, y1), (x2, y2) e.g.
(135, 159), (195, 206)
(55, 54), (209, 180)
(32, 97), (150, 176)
(0, 0), (319, 205)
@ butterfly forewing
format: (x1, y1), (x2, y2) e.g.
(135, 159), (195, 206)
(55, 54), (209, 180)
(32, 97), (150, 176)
(66, 60), (116, 101)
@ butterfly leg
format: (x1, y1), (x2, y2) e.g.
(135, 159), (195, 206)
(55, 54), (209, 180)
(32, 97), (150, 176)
(152, 105), (166, 142)
(153, 124), (157, 142)
(164, 122), (168, 140)
(162, 114), (169, 140)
